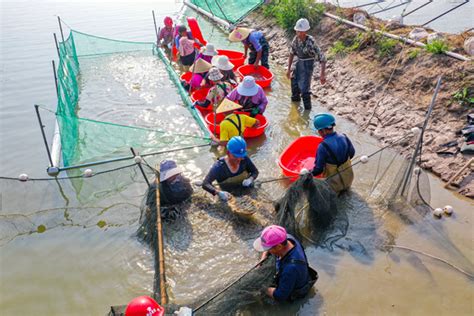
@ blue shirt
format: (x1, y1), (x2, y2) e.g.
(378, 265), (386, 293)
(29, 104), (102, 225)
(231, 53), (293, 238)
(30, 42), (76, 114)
(312, 132), (355, 176)
(244, 30), (264, 52)
(273, 235), (309, 302)
(202, 157), (259, 195)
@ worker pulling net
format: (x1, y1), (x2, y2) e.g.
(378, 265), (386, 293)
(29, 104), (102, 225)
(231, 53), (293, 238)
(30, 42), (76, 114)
(189, 0), (264, 24)
(56, 30), (209, 167)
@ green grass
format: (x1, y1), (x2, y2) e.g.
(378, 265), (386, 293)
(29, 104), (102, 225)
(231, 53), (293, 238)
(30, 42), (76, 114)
(407, 48), (421, 59)
(425, 39), (449, 54)
(263, 0), (325, 33)
(452, 87), (474, 107)
(376, 37), (398, 58)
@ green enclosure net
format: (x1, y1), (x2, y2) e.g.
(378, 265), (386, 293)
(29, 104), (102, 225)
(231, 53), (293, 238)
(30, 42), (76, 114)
(56, 30), (210, 167)
(189, 0), (263, 24)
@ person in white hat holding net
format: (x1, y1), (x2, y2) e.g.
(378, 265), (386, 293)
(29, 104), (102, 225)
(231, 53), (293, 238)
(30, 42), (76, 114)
(229, 27), (270, 69)
(287, 18), (327, 110)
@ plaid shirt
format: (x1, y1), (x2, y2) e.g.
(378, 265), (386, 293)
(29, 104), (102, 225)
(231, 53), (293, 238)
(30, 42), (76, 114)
(290, 35), (326, 62)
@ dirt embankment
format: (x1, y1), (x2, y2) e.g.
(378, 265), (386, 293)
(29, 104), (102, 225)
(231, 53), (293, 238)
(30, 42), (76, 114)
(242, 8), (474, 198)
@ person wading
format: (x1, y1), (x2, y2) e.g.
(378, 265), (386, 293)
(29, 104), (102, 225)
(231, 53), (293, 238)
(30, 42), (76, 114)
(286, 18), (327, 110)
(254, 225), (318, 302)
(304, 113), (355, 193)
(202, 136), (259, 202)
(229, 27), (270, 69)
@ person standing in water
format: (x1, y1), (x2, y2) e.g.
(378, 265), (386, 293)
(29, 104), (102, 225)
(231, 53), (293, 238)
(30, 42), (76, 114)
(229, 27), (270, 69)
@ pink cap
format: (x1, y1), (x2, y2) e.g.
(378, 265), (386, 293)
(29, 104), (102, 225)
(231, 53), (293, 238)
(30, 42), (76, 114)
(253, 225), (287, 252)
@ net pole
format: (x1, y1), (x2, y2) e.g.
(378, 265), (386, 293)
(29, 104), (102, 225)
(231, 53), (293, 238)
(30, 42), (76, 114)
(154, 167), (168, 306)
(152, 10), (160, 44)
(52, 60), (59, 98)
(34, 104), (54, 167)
(53, 33), (60, 58)
(400, 75), (442, 196)
(130, 147), (151, 187)
(57, 16), (65, 43)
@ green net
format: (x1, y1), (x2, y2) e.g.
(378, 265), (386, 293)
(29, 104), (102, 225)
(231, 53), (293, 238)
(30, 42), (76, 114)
(55, 30), (210, 167)
(189, 0), (263, 24)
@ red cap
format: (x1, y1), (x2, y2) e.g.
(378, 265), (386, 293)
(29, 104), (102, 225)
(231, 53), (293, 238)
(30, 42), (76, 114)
(164, 16), (173, 27)
(125, 296), (164, 316)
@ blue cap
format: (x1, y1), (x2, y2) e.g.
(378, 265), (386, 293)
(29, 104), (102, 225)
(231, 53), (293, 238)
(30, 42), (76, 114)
(226, 136), (247, 158)
(313, 113), (335, 131)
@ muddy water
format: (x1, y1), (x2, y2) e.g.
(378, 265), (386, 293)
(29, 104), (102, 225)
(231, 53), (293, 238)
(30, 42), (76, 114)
(0, 1), (473, 315)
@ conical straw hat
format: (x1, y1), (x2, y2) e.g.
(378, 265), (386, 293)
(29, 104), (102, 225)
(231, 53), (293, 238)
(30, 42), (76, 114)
(189, 58), (212, 73)
(216, 98), (242, 114)
(229, 27), (252, 42)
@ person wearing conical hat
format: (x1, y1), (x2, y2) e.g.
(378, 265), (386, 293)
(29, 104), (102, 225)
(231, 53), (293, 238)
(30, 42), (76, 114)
(226, 76), (268, 117)
(211, 55), (237, 85)
(209, 98), (260, 147)
(229, 27), (270, 69)
(193, 67), (232, 110)
(181, 58), (212, 90)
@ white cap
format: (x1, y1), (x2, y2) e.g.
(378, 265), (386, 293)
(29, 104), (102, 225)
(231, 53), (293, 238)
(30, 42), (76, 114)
(294, 18), (310, 32)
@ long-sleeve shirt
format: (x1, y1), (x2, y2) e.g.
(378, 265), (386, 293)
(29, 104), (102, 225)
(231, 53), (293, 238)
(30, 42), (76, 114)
(226, 86), (268, 114)
(159, 27), (174, 45)
(202, 157), (259, 195)
(273, 235), (309, 302)
(312, 132), (355, 176)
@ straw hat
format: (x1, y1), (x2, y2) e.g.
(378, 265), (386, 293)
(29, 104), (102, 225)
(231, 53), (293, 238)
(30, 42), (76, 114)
(189, 58), (212, 73)
(211, 55), (234, 71)
(201, 43), (218, 56)
(208, 67), (224, 81)
(229, 27), (252, 42)
(216, 98), (242, 114)
(237, 76), (259, 97)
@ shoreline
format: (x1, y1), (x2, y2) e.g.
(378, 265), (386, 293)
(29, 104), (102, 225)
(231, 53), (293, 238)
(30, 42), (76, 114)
(241, 5), (474, 198)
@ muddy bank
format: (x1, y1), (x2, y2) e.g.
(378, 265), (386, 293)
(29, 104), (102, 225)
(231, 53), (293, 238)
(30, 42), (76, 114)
(241, 7), (474, 198)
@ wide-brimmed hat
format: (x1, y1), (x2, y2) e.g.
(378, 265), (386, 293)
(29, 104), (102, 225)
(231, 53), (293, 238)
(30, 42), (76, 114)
(189, 58), (212, 73)
(159, 160), (182, 182)
(253, 225), (287, 252)
(208, 67), (224, 81)
(211, 55), (234, 71)
(229, 27), (252, 42)
(237, 76), (258, 96)
(201, 43), (218, 56)
(216, 98), (242, 114)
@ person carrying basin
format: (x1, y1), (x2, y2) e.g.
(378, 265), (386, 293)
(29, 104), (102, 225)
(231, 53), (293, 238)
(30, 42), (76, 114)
(287, 18), (326, 110)
(209, 98), (260, 147)
(193, 67), (232, 110)
(302, 113), (355, 193)
(254, 225), (318, 302)
(212, 55), (237, 85)
(229, 27), (270, 69)
(202, 136), (259, 202)
(226, 76), (268, 117)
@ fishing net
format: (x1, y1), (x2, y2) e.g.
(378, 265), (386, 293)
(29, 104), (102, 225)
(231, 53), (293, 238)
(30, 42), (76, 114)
(189, 0), (264, 24)
(55, 30), (209, 167)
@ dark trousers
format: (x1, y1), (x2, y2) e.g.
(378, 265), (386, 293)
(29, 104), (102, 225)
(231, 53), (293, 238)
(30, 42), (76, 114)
(291, 59), (314, 109)
(248, 38), (270, 69)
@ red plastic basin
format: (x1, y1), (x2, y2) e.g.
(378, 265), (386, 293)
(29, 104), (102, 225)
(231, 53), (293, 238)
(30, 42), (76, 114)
(217, 49), (245, 70)
(190, 88), (213, 115)
(278, 135), (324, 181)
(236, 65), (274, 88)
(205, 111), (268, 138)
(180, 72), (192, 83)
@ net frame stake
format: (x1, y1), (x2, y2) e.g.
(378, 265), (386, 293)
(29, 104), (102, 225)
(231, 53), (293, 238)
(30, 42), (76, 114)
(153, 166), (168, 306)
(34, 104), (54, 167)
(422, 0), (469, 26)
(52, 60), (59, 97)
(400, 75), (442, 196)
(152, 10), (160, 44)
(370, 0), (411, 15)
(57, 16), (65, 43)
(402, 0), (433, 17)
(53, 33), (60, 58)
(130, 147), (151, 187)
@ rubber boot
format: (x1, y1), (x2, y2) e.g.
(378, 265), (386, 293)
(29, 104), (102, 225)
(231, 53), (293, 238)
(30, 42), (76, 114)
(302, 94), (312, 110)
(290, 78), (301, 102)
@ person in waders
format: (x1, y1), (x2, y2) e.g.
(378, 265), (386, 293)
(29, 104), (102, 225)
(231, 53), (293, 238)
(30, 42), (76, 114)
(254, 225), (318, 302)
(202, 136), (259, 202)
(286, 18), (326, 110)
(226, 76), (268, 117)
(229, 27), (270, 69)
(305, 113), (355, 193)
(209, 98), (260, 147)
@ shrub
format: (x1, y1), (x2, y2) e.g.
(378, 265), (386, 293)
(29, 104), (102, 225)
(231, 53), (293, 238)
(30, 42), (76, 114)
(328, 40), (348, 57)
(425, 39), (449, 54)
(376, 37), (398, 58)
(263, 0), (325, 33)
(452, 87), (474, 107)
(407, 48), (421, 59)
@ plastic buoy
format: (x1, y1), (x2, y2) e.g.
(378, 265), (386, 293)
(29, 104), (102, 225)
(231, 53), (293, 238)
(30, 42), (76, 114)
(134, 156), (143, 164)
(47, 167), (60, 177)
(360, 155), (369, 164)
(125, 296), (164, 316)
(413, 167), (421, 175)
(18, 173), (29, 181)
(443, 205), (454, 216)
(411, 127), (421, 135)
(433, 208), (443, 218)
(83, 169), (93, 177)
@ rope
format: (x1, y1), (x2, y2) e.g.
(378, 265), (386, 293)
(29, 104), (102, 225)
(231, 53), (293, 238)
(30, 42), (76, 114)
(192, 256), (268, 313)
(388, 244), (474, 278)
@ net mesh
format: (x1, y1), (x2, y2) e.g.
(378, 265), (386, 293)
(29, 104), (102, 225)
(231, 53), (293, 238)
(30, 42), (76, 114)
(189, 0), (264, 24)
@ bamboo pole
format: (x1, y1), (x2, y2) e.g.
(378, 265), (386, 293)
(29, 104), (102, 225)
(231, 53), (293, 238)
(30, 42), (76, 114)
(444, 158), (473, 189)
(154, 168), (167, 305)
